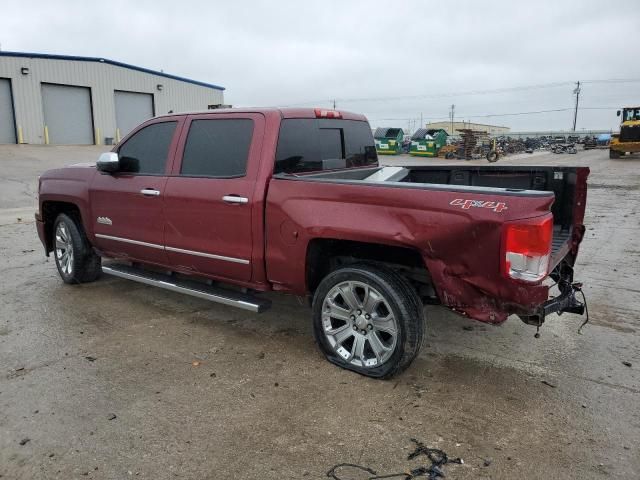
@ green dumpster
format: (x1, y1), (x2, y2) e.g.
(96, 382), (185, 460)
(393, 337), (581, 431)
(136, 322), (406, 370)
(374, 127), (404, 155)
(409, 128), (448, 157)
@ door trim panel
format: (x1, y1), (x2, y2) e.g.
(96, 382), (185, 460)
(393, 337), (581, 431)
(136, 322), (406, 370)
(165, 246), (249, 264)
(95, 233), (250, 264)
(95, 233), (164, 249)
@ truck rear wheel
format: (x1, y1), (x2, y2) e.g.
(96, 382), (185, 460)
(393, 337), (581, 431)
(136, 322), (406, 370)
(312, 263), (424, 379)
(53, 213), (101, 284)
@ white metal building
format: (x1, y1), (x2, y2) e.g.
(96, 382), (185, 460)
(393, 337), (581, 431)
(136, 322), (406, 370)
(0, 51), (225, 145)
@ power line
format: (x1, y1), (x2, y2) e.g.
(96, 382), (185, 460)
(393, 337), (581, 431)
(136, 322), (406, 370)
(474, 107), (573, 118)
(279, 81), (573, 107)
(582, 78), (640, 84)
(368, 108), (572, 122)
(278, 78), (640, 108)
(366, 106), (621, 124)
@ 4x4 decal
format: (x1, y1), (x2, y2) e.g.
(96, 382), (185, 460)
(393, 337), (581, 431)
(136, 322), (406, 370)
(450, 198), (508, 213)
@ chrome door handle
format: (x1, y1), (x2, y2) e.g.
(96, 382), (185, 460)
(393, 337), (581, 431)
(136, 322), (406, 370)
(222, 195), (248, 204)
(140, 188), (160, 197)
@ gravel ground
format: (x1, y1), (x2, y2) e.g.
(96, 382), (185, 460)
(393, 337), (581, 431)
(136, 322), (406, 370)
(0, 145), (638, 479)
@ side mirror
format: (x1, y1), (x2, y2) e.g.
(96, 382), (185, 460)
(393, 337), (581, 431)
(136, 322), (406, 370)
(616, 110), (621, 117)
(96, 152), (120, 173)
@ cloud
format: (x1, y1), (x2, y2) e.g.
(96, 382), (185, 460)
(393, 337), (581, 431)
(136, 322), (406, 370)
(2, 0), (639, 130)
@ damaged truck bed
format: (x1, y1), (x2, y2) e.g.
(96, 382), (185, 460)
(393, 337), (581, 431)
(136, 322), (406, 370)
(270, 164), (588, 324)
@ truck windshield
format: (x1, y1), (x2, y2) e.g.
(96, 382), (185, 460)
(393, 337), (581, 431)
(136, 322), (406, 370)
(623, 108), (640, 122)
(275, 119), (378, 174)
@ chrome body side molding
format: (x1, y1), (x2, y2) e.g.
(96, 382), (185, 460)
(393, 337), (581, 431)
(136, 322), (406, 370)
(95, 234), (249, 264)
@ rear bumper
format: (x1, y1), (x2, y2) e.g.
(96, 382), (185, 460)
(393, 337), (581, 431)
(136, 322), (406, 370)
(518, 279), (585, 326)
(541, 285), (584, 317)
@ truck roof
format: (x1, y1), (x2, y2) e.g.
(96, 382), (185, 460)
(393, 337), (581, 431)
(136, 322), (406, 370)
(154, 108), (368, 122)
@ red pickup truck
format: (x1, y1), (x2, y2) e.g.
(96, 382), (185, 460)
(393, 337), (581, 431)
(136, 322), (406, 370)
(36, 108), (588, 378)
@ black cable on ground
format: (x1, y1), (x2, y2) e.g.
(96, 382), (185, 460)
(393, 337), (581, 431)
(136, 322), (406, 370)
(327, 463), (377, 479)
(576, 286), (590, 334)
(326, 439), (463, 480)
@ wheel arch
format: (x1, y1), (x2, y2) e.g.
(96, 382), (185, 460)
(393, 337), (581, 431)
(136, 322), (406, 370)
(41, 201), (84, 254)
(305, 238), (437, 303)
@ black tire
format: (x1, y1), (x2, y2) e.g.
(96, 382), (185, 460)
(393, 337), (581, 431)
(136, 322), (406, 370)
(486, 150), (499, 162)
(609, 149), (621, 159)
(53, 213), (101, 284)
(312, 263), (424, 379)
(445, 152), (455, 159)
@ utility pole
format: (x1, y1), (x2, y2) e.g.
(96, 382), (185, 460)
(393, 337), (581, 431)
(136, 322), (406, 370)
(420, 112), (423, 129)
(572, 81), (581, 131)
(332, 99), (336, 109)
(449, 104), (455, 135)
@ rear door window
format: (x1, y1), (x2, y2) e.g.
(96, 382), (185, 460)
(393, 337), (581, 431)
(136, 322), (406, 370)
(180, 119), (254, 177)
(275, 119), (377, 174)
(117, 121), (177, 174)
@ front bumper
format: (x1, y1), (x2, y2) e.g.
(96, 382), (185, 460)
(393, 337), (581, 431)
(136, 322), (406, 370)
(35, 212), (49, 256)
(610, 139), (640, 153)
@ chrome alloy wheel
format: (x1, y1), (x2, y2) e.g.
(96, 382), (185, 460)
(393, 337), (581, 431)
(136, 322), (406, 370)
(321, 281), (398, 368)
(55, 222), (74, 276)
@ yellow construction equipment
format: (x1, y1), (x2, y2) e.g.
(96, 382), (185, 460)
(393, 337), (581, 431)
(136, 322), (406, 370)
(610, 107), (640, 158)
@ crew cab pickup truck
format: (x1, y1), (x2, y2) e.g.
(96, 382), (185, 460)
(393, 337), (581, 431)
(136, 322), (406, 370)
(36, 108), (589, 378)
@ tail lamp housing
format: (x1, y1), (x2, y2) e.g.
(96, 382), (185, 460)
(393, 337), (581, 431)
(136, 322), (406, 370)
(502, 215), (553, 283)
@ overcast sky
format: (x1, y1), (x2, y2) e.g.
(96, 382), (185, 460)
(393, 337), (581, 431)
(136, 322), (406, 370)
(2, 0), (639, 131)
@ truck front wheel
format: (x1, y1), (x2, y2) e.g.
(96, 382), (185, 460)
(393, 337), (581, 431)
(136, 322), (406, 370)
(312, 263), (424, 379)
(609, 149), (622, 159)
(53, 213), (102, 284)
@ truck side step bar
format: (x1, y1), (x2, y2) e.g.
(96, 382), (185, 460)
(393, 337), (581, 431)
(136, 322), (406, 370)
(102, 263), (271, 313)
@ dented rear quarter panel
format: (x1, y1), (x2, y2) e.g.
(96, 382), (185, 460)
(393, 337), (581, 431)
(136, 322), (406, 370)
(265, 177), (556, 323)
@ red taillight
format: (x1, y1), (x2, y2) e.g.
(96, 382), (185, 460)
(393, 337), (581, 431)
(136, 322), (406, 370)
(314, 108), (342, 119)
(503, 215), (553, 283)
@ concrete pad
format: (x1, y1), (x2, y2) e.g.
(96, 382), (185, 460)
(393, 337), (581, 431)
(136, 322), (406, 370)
(0, 145), (639, 479)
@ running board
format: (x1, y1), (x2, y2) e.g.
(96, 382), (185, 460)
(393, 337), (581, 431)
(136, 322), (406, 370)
(102, 263), (271, 313)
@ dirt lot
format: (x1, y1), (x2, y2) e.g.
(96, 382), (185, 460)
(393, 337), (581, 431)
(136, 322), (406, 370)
(0, 145), (638, 479)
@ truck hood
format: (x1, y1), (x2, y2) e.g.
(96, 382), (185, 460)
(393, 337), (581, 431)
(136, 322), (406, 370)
(39, 163), (97, 187)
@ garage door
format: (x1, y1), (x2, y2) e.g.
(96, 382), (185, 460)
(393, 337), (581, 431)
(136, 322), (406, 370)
(0, 78), (16, 144)
(41, 83), (94, 144)
(115, 91), (154, 138)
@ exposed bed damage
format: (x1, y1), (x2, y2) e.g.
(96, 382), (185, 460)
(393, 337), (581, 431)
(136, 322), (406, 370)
(268, 165), (589, 326)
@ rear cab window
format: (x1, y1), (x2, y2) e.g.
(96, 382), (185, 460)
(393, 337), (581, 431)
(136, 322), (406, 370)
(180, 119), (254, 177)
(275, 119), (378, 174)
